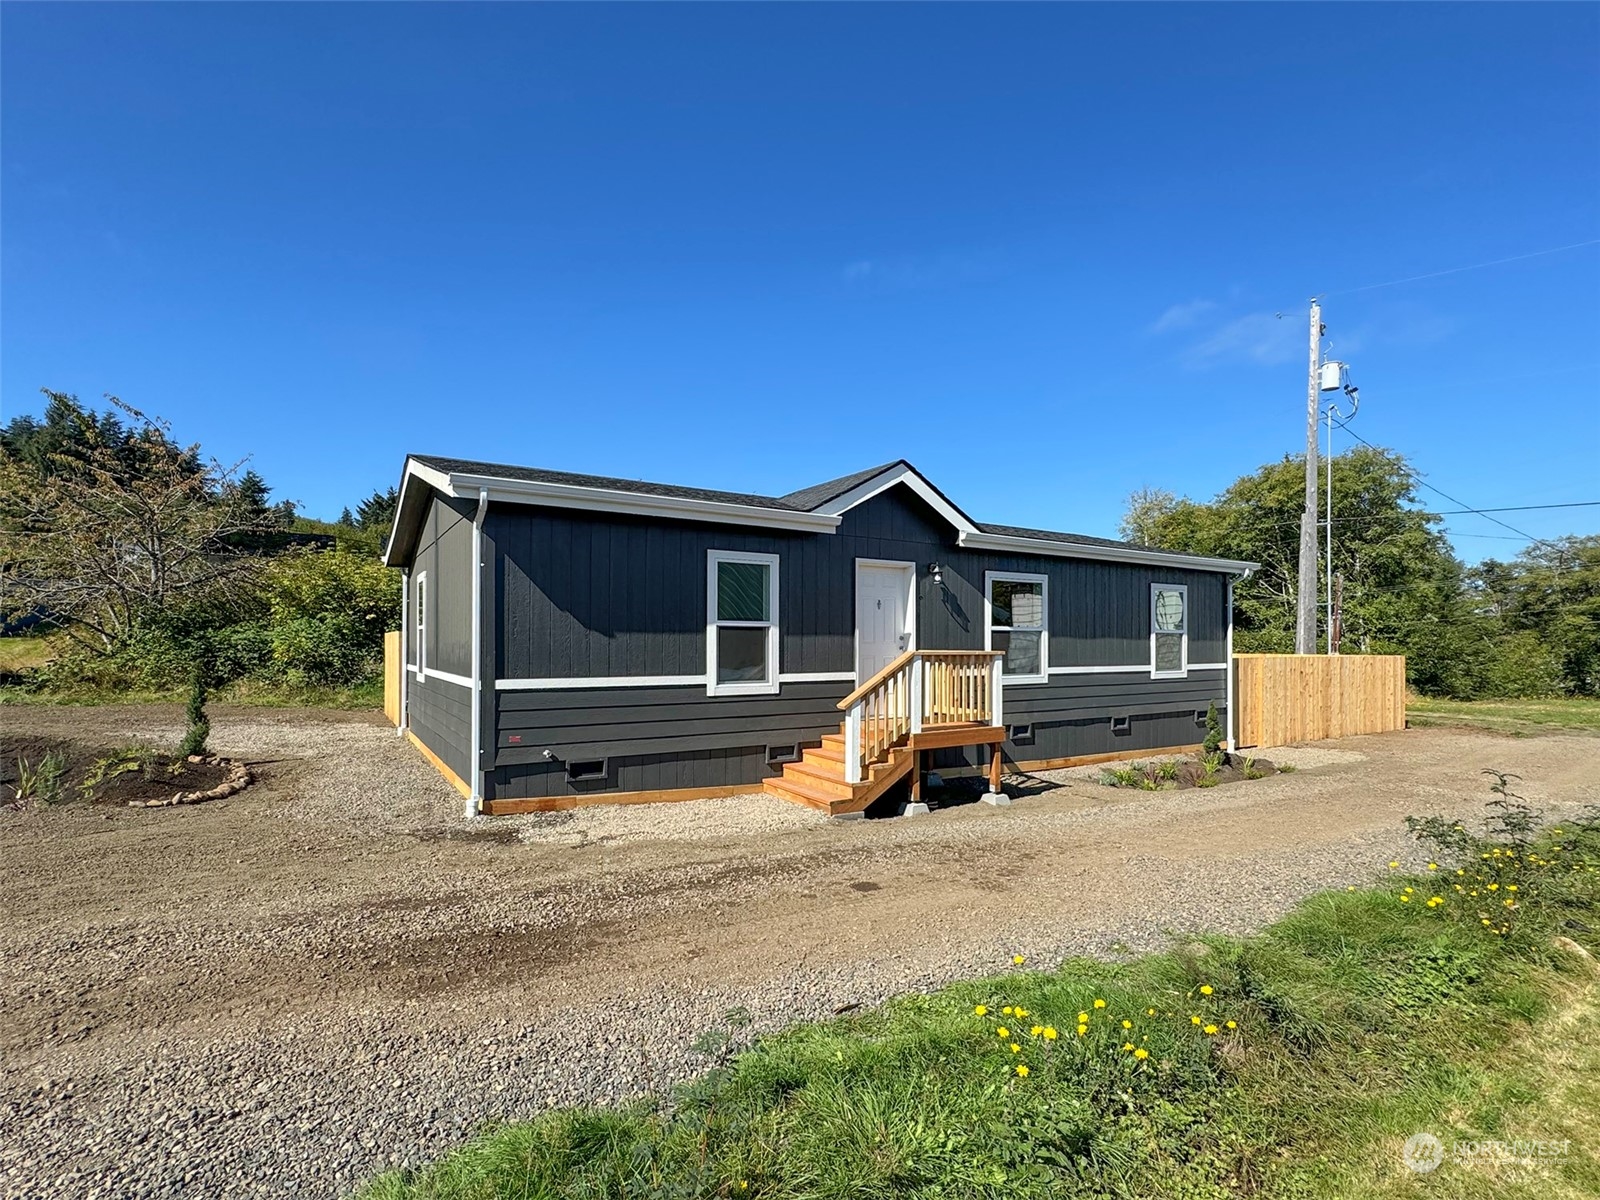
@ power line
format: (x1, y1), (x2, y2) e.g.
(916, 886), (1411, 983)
(1321, 238), (1600, 298)
(1338, 427), (1564, 551)
(1435, 501), (1600, 515)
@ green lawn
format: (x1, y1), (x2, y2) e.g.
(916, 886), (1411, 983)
(358, 814), (1600, 1200)
(1409, 696), (1600, 736)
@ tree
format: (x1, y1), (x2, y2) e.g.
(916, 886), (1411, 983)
(354, 486), (399, 543)
(0, 392), (275, 653)
(1120, 445), (1463, 667)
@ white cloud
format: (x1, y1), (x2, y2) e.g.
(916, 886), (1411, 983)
(1149, 298), (1217, 334)
(1183, 311), (1301, 368)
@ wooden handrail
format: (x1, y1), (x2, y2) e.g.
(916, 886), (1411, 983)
(836, 648), (1002, 710)
(836, 649), (916, 710)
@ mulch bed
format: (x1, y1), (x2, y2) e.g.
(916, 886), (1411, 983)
(1, 735), (253, 810)
(1098, 751), (1280, 791)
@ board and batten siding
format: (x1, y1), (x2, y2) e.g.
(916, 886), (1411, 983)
(480, 484), (1236, 800)
(407, 493), (477, 680)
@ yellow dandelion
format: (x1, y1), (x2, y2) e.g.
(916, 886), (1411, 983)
(1399, 895), (1411, 903)
(1427, 863), (1438, 871)
(1122, 1020), (1133, 1029)
(1015, 1064), (1029, 1077)
(1013, 955), (1026, 965)
(1015, 1007), (1029, 1019)
(974, 1005), (988, 1016)
(1191, 1015), (1202, 1026)
(1146, 1008), (1156, 1016)
(1487, 883), (1499, 891)
(1010, 1043), (1021, 1053)
(1507, 884), (1518, 892)
(1388, 861), (1399, 869)
(1134, 1047), (1149, 1059)
(1001, 1006), (1013, 1016)
(1199, 985), (1213, 996)
(997, 1026), (1009, 1038)
(1204, 1024), (1219, 1035)
(1094, 999), (1107, 1009)
(1030, 1025), (1043, 1037)
(1043, 1026), (1058, 1040)
(1078, 1012), (1089, 1023)
(1122, 1042), (1135, 1051)
(1226, 1020), (1237, 1030)
(1077, 1023), (1087, 1036)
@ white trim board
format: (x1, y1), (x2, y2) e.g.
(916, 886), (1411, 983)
(496, 672), (852, 691)
(984, 569), (1049, 686)
(1048, 663), (1227, 675)
(408, 666), (473, 689)
(959, 529), (1256, 575)
(816, 464), (977, 534)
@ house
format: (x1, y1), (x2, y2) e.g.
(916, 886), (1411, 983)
(382, 457), (1258, 817)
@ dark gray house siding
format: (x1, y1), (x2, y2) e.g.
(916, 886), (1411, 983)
(403, 492), (477, 780)
(479, 485), (1230, 800)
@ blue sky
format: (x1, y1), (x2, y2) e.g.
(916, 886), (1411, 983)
(4, 3), (1597, 560)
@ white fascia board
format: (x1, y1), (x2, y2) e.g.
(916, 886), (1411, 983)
(812, 464), (978, 533)
(958, 530), (1258, 575)
(382, 459), (459, 567)
(441, 473), (842, 534)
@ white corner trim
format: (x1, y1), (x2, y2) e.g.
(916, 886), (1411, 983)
(1045, 663), (1228, 675)
(778, 671), (856, 683)
(813, 463), (977, 534)
(959, 529), (1257, 575)
(496, 674), (706, 691)
(410, 666), (473, 689)
(467, 487), (488, 813)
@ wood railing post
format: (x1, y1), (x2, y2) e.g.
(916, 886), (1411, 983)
(844, 703), (863, 785)
(910, 655), (925, 734)
(990, 655), (1004, 728)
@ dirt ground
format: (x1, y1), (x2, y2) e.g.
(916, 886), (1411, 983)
(2, 704), (1597, 1198)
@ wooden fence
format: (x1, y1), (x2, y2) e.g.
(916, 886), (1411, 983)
(1233, 653), (1406, 748)
(382, 629), (402, 727)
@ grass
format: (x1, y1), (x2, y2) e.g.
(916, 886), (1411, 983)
(1408, 696), (1600, 737)
(357, 812), (1600, 1200)
(0, 675), (383, 710)
(0, 630), (69, 674)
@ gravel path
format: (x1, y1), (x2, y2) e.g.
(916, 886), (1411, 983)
(2, 705), (1596, 1199)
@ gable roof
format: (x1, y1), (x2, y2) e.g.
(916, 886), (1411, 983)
(384, 454), (1256, 574)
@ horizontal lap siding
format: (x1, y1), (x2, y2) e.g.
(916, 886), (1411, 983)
(929, 672), (1226, 772)
(409, 674), (473, 780)
(491, 681), (849, 796)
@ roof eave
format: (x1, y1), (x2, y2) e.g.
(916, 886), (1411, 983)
(442, 470), (841, 533)
(958, 529), (1258, 575)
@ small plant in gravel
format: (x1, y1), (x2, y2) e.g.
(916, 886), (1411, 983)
(1241, 755), (1266, 780)
(1100, 765), (1143, 788)
(1155, 759), (1181, 782)
(1278, 763), (1298, 774)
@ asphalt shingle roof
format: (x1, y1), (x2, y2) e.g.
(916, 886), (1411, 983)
(406, 454), (1224, 562)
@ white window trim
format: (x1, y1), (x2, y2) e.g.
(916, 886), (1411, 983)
(414, 571), (428, 676)
(706, 550), (781, 697)
(984, 570), (1049, 685)
(1150, 582), (1189, 680)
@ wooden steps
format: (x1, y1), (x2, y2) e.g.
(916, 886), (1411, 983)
(763, 722), (1003, 817)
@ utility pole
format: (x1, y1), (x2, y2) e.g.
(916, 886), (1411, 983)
(1326, 401), (1335, 653)
(1296, 300), (1321, 654)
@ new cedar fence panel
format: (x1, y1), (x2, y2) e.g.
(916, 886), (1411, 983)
(383, 629), (403, 727)
(1233, 653), (1405, 748)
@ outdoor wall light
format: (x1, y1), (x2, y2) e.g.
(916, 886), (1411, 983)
(928, 561), (944, 584)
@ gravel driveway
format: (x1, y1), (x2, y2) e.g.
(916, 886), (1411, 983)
(2, 704), (1596, 1199)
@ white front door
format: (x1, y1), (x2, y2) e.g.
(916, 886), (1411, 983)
(856, 561), (914, 682)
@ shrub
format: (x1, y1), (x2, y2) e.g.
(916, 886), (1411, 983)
(178, 673), (210, 758)
(1201, 702), (1223, 754)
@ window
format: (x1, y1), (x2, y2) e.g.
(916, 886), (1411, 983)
(1151, 583), (1188, 679)
(707, 550), (780, 695)
(415, 571), (428, 675)
(985, 571), (1048, 684)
